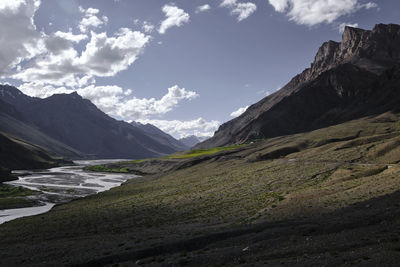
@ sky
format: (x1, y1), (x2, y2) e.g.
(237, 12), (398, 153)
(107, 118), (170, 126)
(0, 0), (400, 139)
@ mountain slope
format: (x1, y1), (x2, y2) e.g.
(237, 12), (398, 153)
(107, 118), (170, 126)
(0, 98), (83, 159)
(131, 122), (188, 151)
(16, 92), (176, 159)
(197, 23), (400, 149)
(0, 132), (71, 182)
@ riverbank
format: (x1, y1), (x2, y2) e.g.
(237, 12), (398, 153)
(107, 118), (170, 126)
(0, 160), (138, 225)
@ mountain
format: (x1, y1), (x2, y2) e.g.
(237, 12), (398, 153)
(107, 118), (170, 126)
(131, 121), (188, 151)
(0, 94), (83, 159)
(0, 87), (181, 159)
(0, 132), (71, 182)
(0, 84), (37, 108)
(197, 23), (400, 149)
(179, 135), (203, 148)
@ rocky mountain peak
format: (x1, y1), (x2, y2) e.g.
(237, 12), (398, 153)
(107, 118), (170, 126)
(312, 40), (340, 72)
(341, 25), (368, 47)
(302, 23), (400, 84)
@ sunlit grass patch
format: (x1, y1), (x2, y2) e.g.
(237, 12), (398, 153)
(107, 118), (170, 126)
(85, 165), (130, 173)
(167, 144), (248, 159)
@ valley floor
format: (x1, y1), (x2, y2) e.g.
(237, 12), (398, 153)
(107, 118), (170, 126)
(2, 112), (400, 266)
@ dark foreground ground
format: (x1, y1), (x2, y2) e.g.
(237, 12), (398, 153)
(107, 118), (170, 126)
(1, 112), (400, 266)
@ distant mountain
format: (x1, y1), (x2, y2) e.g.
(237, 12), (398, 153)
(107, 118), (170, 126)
(179, 135), (203, 148)
(197, 23), (400, 149)
(0, 87), (182, 159)
(131, 121), (188, 151)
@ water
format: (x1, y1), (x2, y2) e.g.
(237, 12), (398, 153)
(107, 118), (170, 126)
(0, 160), (138, 224)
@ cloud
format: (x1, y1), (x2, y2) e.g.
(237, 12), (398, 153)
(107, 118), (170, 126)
(359, 2), (378, 9)
(230, 105), (249, 117)
(78, 29), (150, 77)
(158, 4), (190, 34)
(18, 82), (71, 98)
(116, 85), (199, 119)
(196, 4), (211, 13)
(338, 22), (358, 33)
(137, 118), (220, 139)
(220, 0), (257, 21)
(76, 84), (198, 120)
(54, 29), (88, 43)
(13, 28), (150, 88)
(0, 0), (44, 77)
(142, 21), (155, 33)
(78, 6), (108, 33)
(268, 0), (378, 26)
(0, 1), (151, 92)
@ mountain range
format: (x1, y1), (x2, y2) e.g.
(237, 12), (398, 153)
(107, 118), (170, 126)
(0, 85), (188, 160)
(197, 23), (400, 149)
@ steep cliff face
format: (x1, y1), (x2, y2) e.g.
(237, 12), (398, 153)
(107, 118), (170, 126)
(197, 24), (400, 149)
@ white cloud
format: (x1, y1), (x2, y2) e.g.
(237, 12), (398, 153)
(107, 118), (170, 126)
(77, 29), (150, 77)
(359, 2), (378, 9)
(54, 29), (88, 43)
(116, 85), (199, 119)
(220, 0), (257, 21)
(196, 4), (211, 13)
(268, 0), (288, 12)
(230, 105), (248, 117)
(0, 0), (28, 11)
(142, 21), (155, 33)
(158, 4), (190, 34)
(338, 22), (358, 33)
(13, 28), (150, 88)
(0, 0), (44, 77)
(75, 84), (198, 120)
(18, 82), (70, 98)
(78, 6), (108, 33)
(137, 118), (220, 139)
(268, 0), (378, 26)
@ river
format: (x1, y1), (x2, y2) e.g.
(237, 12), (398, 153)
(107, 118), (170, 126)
(0, 160), (138, 225)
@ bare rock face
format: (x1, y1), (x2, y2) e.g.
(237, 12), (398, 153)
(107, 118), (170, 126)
(196, 24), (400, 149)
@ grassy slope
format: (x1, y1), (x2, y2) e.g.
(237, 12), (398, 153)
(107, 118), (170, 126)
(2, 113), (400, 265)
